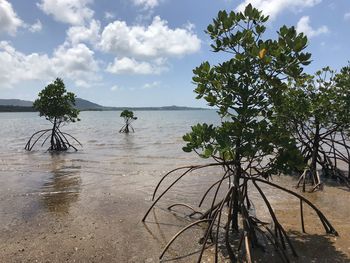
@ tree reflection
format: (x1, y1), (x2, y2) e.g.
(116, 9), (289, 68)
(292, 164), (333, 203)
(40, 154), (81, 214)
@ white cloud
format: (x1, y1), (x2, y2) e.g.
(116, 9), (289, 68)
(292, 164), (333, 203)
(53, 43), (99, 76)
(296, 16), (329, 38)
(0, 41), (99, 89)
(51, 43), (100, 87)
(106, 57), (165, 75)
(0, 41), (52, 88)
(344, 12), (350, 20)
(0, 0), (23, 35)
(110, 85), (122, 91)
(29, 20), (43, 33)
(142, 81), (160, 89)
(66, 19), (100, 45)
(104, 11), (115, 20)
(133, 0), (160, 9)
(237, 0), (321, 20)
(99, 16), (201, 59)
(37, 0), (94, 25)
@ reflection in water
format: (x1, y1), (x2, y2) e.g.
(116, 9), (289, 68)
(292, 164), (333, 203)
(123, 133), (136, 150)
(40, 154), (81, 214)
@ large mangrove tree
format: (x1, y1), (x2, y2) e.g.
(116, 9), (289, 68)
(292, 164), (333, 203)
(143, 4), (337, 262)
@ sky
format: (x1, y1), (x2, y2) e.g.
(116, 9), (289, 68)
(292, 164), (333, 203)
(0, 0), (349, 107)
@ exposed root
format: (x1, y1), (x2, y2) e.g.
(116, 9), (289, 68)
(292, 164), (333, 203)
(119, 123), (135, 133)
(295, 130), (350, 191)
(143, 163), (338, 262)
(159, 219), (212, 260)
(25, 126), (82, 152)
(168, 203), (204, 218)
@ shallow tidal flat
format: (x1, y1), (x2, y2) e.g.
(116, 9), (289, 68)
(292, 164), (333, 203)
(0, 111), (349, 262)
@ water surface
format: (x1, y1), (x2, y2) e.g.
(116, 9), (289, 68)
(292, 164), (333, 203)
(0, 111), (349, 262)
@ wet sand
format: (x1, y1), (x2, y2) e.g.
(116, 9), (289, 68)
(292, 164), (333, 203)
(1, 161), (349, 263)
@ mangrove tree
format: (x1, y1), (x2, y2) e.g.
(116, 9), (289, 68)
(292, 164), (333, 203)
(25, 78), (82, 151)
(142, 4), (337, 262)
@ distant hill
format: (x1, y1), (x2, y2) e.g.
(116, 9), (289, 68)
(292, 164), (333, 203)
(74, 98), (104, 110)
(0, 98), (208, 112)
(0, 99), (33, 107)
(0, 105), (36, 112)
(0, 98), (104, 110)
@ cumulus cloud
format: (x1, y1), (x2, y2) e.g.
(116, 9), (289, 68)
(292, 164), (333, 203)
(66, 19), (100, 45)
(37, 0), (94, 25)
(29, 20), (43, 33)
(0, 41), (99, 88)
(0, 41), (52, 88)
(133, 0), (160, 9)
(52, 43), (99, 78)
(0, 0), (23, 35)
(106, 57), (165, 75)
(100, 16), (200, 75)
(237, 0), (321, 20)
(296, 16), (329, 38)
(99, 16), (201, 59)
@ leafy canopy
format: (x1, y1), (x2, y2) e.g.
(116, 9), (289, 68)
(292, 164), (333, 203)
(279, 66), (350, 133)
(120, 110), (137, 120)
(33, 78), (79, 123)
(183, 4), (310, 175)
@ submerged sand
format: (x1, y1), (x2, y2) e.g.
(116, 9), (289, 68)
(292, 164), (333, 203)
(0, 165), (349, 263)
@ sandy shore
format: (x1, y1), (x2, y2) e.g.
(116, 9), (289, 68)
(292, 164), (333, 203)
(1, 164), (349, 263)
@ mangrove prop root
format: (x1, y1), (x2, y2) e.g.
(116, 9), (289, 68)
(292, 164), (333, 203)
(25, 127), (81, 152)
(142, 163), (224, 222)
(300, 199), (305, 233)
(159, 219), (212, 260)
(25, 129), (51, 151)
(296, 130), (350, 190)
(168, 203), (204, 217)
(199, 170), (230, 207)
(119, 123), (135, 133)
(197, 188), (233, 263)
(252, 180), (297, 257)
(246, 177), (338, 235)
(143, 163), (338, 262)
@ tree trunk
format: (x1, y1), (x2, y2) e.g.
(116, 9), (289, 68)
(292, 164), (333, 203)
(231, 163), (241, 232)
(125, 120), (130, 133)
(232, 139), (241, 232)
(50, 117), (57, 150)
(310, 121), (320, 185)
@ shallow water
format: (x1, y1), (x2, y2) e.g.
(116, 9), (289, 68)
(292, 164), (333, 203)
(0, 111), (349, 262)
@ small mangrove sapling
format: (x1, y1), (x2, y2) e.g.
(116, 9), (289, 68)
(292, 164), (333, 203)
(25, 78), (82, 151)
(119, 110), (137, 133)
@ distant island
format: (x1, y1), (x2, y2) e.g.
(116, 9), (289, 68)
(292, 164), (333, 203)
(0, 98), (208, 112)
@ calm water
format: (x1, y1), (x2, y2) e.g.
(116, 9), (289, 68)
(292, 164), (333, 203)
(0, 111), (349, 262)
(0, 110), (219, 214)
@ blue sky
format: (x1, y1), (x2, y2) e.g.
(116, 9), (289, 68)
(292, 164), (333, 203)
(0, 0), (349, 107)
